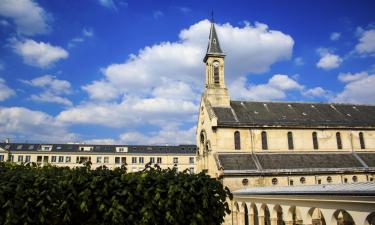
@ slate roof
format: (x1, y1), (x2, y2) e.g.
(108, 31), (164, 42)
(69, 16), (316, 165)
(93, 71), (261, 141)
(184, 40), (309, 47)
(212, 101), (375, 128)
(0, 143), (197, 154)
(203, 21), (225, 62)
(216, 152), (375, 175)
(233, 182), (375, 196)
(357, 153), (375, 167)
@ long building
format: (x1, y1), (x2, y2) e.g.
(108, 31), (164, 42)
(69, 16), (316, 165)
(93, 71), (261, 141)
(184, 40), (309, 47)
(0, 142), (197, 173)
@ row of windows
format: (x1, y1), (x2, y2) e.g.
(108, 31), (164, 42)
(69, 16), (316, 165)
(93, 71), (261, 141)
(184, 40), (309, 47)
(234, 131), (367, 150)
(0, 155), (195, 165)
(271, 175), (361, 186)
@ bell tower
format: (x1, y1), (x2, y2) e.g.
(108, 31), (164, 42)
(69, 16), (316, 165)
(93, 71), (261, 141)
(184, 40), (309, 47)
(203, 18), (230, 107)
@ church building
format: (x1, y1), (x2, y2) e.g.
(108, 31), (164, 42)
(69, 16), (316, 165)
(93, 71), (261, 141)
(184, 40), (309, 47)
(196, 20), (375, 225)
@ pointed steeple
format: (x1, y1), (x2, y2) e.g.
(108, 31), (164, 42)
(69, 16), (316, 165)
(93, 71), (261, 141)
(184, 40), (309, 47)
(203, 15), (225, 62)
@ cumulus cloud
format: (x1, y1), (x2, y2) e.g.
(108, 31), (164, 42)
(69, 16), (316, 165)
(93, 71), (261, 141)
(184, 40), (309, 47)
(0, 107), (76, 143)
(355, 29), (375, 55)
(228, 74), (304, 101)
(12, 39), (68, 67)
(68, 28), (94, 48)
(303, 87), (332, 99)
(120, 126), (196, 145)
(0, 0), (49, 35)
(97, 0), (126, 10)
(333, 71), (375, 104)
(0, 78), (15, 101)
(21, 75), (73, 106)
(60, 19), (293, 133)
(316, 51), (342, 70)
(330, 32), (341, 41)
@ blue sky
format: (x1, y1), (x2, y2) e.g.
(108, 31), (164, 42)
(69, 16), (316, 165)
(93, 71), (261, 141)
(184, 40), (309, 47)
(0, 0), (374, 144)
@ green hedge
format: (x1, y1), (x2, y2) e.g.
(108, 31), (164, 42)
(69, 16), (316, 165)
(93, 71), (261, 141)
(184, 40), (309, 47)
(0, 162), (232, 225)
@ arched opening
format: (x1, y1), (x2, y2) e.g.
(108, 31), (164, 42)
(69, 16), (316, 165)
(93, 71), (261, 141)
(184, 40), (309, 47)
(251, 203), (259, 225)
(242, 202), (249, 225)
(288, 131), (294, 150)
(307, 208), (326, 225)
(235, 131), (241, 150)
(312, 132), (319, 150)
(336, 132), (342, 149)
(200, 130), (205, 144)
(365, 212), (375, 225)
(331, 209), (354, 225)
(359, 132), (365, 149)
(261, 204), (271, 225)
(233, 202), (240, 225)
(262, 131), (268, 150)
(272, 205), (284, 225)
(213, 60), (220, 84)
(287, 206), (302, 225)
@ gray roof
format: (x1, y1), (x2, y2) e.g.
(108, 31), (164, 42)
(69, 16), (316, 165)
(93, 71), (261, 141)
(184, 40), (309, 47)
(216, 152), (375, 175)
(233, 182), (375, 196)
(212, 101), (375, 128)
(0, 143), (197, 154)
(203, 21), (225, 62)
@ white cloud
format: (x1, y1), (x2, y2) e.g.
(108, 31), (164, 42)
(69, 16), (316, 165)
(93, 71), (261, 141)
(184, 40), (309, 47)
(316, 52), (342, 70)
(97, 0), (126, 10)
(333, 71), (375, 104)
(228, 74), (303, 101)
(82, 80), (119, 101)
(120, 126), (196, 145)
(0, 107), (76, 142)
(12, 39), (68, 67)
(303, 87), (331, 98)
(0, 0), (49, 35)
(30, 93), (72, 106)
(21, 75), (73, 106)
(294, 57), (304, 66)
(56, 19), (293, 143)
(0, 78), (15, 101)
(68, 28), (94, 48)
(330, 32), (341, 41)
(338, 71), (368, 82)
(355, 29), (375, 55)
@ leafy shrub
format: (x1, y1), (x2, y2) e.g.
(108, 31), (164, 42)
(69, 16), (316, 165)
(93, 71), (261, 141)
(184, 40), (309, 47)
(0, 162), (232, 225)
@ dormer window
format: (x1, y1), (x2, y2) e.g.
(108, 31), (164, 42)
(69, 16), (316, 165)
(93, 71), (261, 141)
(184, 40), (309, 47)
(39, 145), (52, 151)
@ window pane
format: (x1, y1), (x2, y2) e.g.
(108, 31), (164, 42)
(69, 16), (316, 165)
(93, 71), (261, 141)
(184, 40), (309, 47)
(359, 132), (365, 149)
(312, 132), (318, 149)
(287, 132), (294, 150)
(261, 131), (268, 150)
(234, 131), (241, 150)
(336, 132), (342, 149)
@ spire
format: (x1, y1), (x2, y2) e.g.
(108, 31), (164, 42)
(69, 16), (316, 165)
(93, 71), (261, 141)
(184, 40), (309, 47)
(203, 14), (225, 62)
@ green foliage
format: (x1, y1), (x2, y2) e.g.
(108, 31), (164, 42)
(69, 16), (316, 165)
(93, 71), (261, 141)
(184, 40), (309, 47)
(0, 162), (232, 225)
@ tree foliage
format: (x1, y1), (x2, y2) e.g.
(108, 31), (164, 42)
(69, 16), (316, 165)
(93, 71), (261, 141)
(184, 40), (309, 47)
(0, 162), (232, 225)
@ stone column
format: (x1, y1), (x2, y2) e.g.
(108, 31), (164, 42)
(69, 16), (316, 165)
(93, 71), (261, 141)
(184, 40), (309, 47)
(232, 211), (238, 225)
(238, 211), (245, 225)
(258, 216), (265, 225)
(271, 218), (278, 225)
(248, 213), (255, 225)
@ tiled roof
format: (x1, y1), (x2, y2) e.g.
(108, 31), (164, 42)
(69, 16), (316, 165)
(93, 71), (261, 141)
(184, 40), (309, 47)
(212, 101), (375, 128)
(216, 152), (375, 174)
(233, 182), (375, 196)
(0, 143), (197, 154)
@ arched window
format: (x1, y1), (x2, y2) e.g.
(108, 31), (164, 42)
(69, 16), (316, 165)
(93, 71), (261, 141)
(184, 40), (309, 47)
(272, 178), (278, 185)
(300, 177), (306, 184)
(234, 131), (241, 150)
(327, 176), (332, 183)
(312, 132), (319, 150)
(287, 131), (294, 150)
(261, 131), (268, 150)
(213, 61), (220, 84)
(352, 176), (358, 182)
(200, 131), (205, 144)
(359, 132), (365, 149)
(336, 132), (342, 149)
